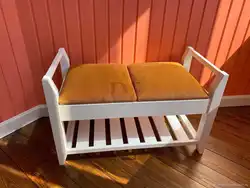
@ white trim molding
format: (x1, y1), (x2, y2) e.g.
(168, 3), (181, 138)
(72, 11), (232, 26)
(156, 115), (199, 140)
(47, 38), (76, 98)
(220, 95), (250, 107)
(0, 95), (250, 139)
(0, 105), (48, 139)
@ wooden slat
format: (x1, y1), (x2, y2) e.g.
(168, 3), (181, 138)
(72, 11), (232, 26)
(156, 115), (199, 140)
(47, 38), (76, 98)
(152, 116), (172, 142)
(66, 121), (75, 148)
(124, 118), (140, 144)
(109, 118), (123, 146)
(178, 115), (196, 139)
(76, 120), (90, 149)
(138, 117), (157, 143)
(93, 119), (106, 147)
(166, 115), (189, 141)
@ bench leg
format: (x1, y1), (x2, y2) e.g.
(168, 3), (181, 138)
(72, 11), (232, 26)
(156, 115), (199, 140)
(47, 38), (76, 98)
(196, 107), (218, 154)
(49, 114), (67, 165)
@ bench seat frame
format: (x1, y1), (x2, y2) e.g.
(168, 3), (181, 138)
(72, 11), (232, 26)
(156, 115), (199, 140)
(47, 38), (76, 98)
(42, 47), (228, 165)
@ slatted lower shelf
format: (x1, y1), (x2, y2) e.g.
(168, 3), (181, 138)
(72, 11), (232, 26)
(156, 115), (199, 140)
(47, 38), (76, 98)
(65, 115), (198, 155)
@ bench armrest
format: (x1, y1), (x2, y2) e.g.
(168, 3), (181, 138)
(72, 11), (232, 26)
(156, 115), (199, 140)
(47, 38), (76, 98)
(182, 46), (229, 110)
(42, 48), (70, 102)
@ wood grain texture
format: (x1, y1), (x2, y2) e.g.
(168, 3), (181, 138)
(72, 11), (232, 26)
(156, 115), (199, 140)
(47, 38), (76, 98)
(1, 107), (250, 187)
(1, 0), (250, 121)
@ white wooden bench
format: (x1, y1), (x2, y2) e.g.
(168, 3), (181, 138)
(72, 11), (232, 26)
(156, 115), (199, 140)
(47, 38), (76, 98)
(42, 47), (228, 165)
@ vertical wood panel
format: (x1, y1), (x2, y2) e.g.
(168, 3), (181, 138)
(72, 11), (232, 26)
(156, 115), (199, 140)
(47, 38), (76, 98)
(146, 0), (166, 62)
(191, 0), (220, 81)
(223, 0), (250, 94)
(30, 0), (55, 70)
(0, 67), (15, 121)
(64, 0), (83, 65)
(185, 0), (206, 48)
(134, 0), (151, 63)
(229, 23), (250, 94)
(94, 0), (109, 63)
(214, 0), (244, 72)
(1, 0), (37, 108)
(201, 0), (232, 85)
(158, 0), (179, 61)
(15, 0), (45, 104)
(109, 0), (123, 64)
(47, 0), (68, 52)
(2, 0), (250, 122)
(79, 0), (96, 63)
(0, 7), (26, 114)
(122, 0), (138, 64)
(171, 0), (193, 62)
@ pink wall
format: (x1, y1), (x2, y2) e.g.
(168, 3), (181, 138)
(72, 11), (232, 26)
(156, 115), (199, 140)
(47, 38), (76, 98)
(0, 0), (250, 122)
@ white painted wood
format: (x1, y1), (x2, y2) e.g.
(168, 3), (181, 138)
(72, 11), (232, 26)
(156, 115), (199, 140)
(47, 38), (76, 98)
(0, 105), (47, 139)
(58, 99), (209, 121)
(66, 121), (75, 148)
(1, 94), (248, 141)
(137, 117), (157, 143)
(41, 46), (229, 164)
(93, 119), (106, 147)
(166, 116), (189, 141)
(124, 118), (140, 144)
(42, 77), (67, 165)
(195, 59), (228, 154)
(152, 116), (172, 143)
(45, 48), (69, 79)
(196, 108), (218, 154)
(182, 47), (193, 72)
(76, 120), (90, 149)
(177, 115), (196, 139)
(186, 46), (226, 77)
(109, 118), (123, 146)
(67, 139), (198, 155)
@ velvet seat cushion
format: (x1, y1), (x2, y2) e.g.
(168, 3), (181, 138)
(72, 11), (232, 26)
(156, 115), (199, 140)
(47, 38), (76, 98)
(128, 62), (208, 101)
(59, 64), (137, 104)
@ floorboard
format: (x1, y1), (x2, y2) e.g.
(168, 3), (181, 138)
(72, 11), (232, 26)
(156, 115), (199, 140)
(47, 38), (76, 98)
(0, 107), (250, 187)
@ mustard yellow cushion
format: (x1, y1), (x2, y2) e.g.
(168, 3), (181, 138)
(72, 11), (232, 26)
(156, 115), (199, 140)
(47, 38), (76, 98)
(59, 64), (137, 104)
(128, 62), (208, 101)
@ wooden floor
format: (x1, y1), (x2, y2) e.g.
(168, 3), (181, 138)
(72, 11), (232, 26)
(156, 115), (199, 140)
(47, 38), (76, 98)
(0, 107), (250, 188)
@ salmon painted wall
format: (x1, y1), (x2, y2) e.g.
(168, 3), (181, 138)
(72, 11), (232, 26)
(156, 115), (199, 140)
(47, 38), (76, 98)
(0, 0), (250, 122)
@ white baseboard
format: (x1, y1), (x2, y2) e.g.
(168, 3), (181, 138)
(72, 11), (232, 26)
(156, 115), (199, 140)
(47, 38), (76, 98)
(0, 105), (48, 139)
(0, 95), (250, 139)
(220, 95), (250, 107)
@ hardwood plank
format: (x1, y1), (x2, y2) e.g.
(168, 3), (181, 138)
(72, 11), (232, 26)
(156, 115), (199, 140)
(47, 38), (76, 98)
(0, 132), (78, 187)
(0, 149), (36, 188)
(155, 148), (239, 188)
(91, 156), (166, 188)
(129, 154), (206, 188)
(2, 106), (250, 188)
(65, 159), (121, 188)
